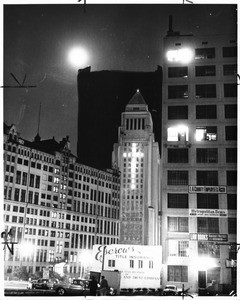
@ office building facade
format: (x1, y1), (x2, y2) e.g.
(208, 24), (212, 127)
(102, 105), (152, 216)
(112, 91), (161, 246)
(3, 124), (120, 278)
(161, 30), (237, 293)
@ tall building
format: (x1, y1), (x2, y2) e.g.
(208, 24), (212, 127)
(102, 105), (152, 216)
(112, 90), (161, 245)
(161, 22), (237, 293)
(3, 124), (120, 278)
(77, 66), (162, 169)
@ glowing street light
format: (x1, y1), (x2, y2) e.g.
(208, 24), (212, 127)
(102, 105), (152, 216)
(68, 46), (89, 68)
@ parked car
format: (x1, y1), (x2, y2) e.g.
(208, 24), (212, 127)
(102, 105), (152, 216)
(163, 285), (179, 296)
(54, 279), (90, 296)
(31, 278), (54, 290)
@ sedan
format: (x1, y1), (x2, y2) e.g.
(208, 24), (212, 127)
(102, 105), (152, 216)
(54, 279), (90, 296)
(163, 285), (179, 296)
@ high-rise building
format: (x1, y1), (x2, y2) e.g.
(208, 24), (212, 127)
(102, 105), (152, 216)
(112, 90), (161, 245)
(161, 22), (237, 293)
(3, 124), (120, 278)
(77, 66), (162, 169)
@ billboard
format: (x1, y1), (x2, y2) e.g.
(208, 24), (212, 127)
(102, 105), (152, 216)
(189, 208), (228, 217)
(91, 244), (162, 289)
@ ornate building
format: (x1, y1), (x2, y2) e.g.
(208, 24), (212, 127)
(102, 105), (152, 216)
(3, 124), (120, 278)
(112, 91), (161, 245)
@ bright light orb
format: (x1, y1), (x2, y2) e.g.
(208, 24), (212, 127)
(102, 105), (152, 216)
(68, 47), (88, 68)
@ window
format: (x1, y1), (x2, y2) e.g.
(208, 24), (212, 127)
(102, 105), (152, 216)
(197, 218), (219, 233)
(168, 171), (188, 185)
(197, 171), (218, 185)
(14, 188), (20, 201)
(169, 240), (189, 257)
(225, 104), (237, 118)
(168, 106), (188, 119)
(167, 126), (189, 142)
(197, 194), (218, 209)
(196, 105), (216, 119)
(195, 48), (215, 59)
(168, 67), (188, 78)
(226, 148), (237, 163)
(225, 126), (237, 140)
(168, 217), (188, 232)
(228, 218), (237, 234)
(168, 149), (188, 163)
(196, 126), (217, 141)
(227, 171), (237, 186)
(138, 260), (143, 268)
(22, 172), (27, 186)
(108, 260), (116, 267)
(222, 46), (237, 57)
(224, 83), (237, 97)
(227, 194), (237, 210)
(16, 171), (21, 184)
(196, 84), (216, 98)
(168, 85), (188, 99)
(168, 266), (188, 282)
(168, 194), (188, 208)
(198, 241), (220, 258)
(196, 148), (218, 163)
(223, 64), (237, 76)
(30, 174), (34, 187)
(195, 65), (216, 76)
(130, 260), (134, 268)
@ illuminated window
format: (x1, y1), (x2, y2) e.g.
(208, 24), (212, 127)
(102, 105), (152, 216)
(169, 240), (189, 257)
(196, 126), (217, 141)
(198, 242), (220, 258)
(166, 48), (193, 63)
(167, 126), (189, 142)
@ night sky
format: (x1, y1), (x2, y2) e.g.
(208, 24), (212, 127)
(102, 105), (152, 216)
(3, 2), (237, 158)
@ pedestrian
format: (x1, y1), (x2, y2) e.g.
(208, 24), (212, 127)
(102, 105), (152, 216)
(99, 276), (109, 296)
(89, 276), (98, 296)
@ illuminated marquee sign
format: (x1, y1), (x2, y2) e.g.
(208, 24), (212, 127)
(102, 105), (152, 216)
(190, 233), (228, 242)
(188, 185), (226, 193)
(189, 208), (228, 217)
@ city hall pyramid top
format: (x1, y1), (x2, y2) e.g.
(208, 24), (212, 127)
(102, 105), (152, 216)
(126, 89), (148, 112)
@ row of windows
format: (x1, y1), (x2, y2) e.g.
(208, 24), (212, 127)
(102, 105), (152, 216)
(168, 104), (237, 119)
(168, 83), (237, 99)
(168, 148), (237, 164)
(167, 193), (237, 209)
(167, 170), (237, 186)
(168, 217), (236, 234)
(125, 118), (146, 130)
(168, 64), (237, 78)
(167, 126), (237, 142)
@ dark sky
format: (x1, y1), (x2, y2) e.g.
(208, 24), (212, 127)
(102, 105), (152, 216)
(3, 2), (237, 157)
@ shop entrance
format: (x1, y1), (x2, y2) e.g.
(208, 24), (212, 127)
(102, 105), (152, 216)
(198, 271), (206, 288)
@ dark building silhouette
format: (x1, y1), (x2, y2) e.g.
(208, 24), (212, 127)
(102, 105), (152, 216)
(77, 66), (162, 169)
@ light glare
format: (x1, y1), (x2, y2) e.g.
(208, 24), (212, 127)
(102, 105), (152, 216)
(68, 47), (88, 68)
(167, 48), (193, 63)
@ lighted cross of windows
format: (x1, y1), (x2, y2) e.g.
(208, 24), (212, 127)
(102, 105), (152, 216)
(123, 143), (144, 190)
